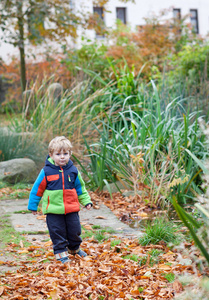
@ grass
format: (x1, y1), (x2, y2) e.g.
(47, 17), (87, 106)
(0, 127), (46, 164)
(123, 254), (139, 262)
(110, 239), (121, 247)
(0, 214), (50, 269)
(75, 81), (207, 206)
(163, 272), (175, 282)
(0, 181), (32, 200)
(139, 217), (180, 246)
(123, 248), (163, 267)
(0, 215), (31, 250)
(81, 226), (116, 243)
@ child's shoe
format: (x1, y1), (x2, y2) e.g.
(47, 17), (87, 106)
(68, 248), (87, 257)
(55, 251), (71, 263)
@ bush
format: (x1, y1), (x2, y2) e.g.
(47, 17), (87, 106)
(169, 43), (209, 83)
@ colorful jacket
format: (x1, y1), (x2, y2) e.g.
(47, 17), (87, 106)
(28, 156), (92, 214)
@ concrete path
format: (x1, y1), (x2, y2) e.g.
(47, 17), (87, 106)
(1, 198), (143, 239)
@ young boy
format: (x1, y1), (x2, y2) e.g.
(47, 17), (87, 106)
(28, 136), (92, 263)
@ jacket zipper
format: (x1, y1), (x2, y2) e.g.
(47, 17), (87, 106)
(60, 167), (66, 214)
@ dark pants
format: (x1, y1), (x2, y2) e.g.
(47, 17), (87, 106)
(46, 212), (82, 255)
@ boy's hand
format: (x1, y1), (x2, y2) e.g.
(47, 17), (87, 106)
(31, 211), (37, 215)
(85, 204), (92, 210)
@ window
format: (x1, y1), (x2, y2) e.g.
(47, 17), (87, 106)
(173, 8), (181, 33)
(116, 7), (126, 24)
(93, 6), (105, 37)
(173, 8), (181, 21)
(190, 9), (199, 34)
(93, 7), (104, 20)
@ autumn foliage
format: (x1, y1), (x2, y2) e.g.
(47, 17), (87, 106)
(0, 238), (189, 299)
(106, 11), (190, 79)
(0, 54), (71, 111)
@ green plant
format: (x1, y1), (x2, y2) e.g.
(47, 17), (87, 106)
(94, 230), (107, 243)
(0, 181), (7, 189)
(123, 254), (139, 262)
(169, 43), (209, 84)
(75, 80), (207, 206)
(171, 119), (209, 265)
(81, 226), (114, 243)
(148, 248), (163, 257)
(0, 128), (46, 163)
(163, 273), (175, 283)
(110, 239), (121, 247)
(0, 182), (32, 200)
(139, 217), (179, 246)
(0, 215), (30, 249)
(92, 225), (101, 230)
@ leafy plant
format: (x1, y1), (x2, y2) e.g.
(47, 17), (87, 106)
(75, 80), (207, 207)
(171, 119), (209, 264)
(139, 217), (179, 246)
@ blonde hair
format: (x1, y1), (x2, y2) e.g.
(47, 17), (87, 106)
(48, 136), (72, 155)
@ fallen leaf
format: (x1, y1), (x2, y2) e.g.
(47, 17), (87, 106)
(0, 286), (4, 296)
(83, 225), (93, 230)
(19, 240), (24, 248)
(4, 172), (11, 175)
(158, 264), (172, 271)
(36, 215), (46, 220)
(173, 280), (183, 292)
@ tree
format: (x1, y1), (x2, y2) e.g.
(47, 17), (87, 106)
(0, 0), (134, 93)
(0, 0), (82, 92)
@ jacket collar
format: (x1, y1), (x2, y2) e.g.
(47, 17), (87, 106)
(45, 155), (73, 169)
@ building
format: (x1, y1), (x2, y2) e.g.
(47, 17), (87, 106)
(0, 0), (208, 63)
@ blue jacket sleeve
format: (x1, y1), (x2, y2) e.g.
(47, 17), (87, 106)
(28, 169), (46, 211)
(74, 171), (92, 206)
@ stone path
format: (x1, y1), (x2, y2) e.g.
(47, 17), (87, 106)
(1, 198), (143, 241)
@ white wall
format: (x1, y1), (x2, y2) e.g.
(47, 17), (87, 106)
(0, 0), (209, 63)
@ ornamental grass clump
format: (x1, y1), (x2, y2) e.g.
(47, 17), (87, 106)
(138, 217), (179, 246)
(0, 128), (45, 163)
(77, 78), (207, 206)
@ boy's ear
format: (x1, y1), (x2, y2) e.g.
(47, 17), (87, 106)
(49, 153), (52, 157)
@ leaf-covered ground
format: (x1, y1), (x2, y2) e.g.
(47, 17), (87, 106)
(0, 236), (199, 299)
(0, 189), (208, 299)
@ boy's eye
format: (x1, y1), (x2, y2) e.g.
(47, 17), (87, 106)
(64, 153), (69, 155)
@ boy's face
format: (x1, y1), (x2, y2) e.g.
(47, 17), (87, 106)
(50, 149), (70, 167)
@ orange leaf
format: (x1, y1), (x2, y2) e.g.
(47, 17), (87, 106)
(0, 286), (4, 296)
(173, 280), (183, 293)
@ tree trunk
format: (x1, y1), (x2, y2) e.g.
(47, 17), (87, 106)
(17, 1), (26, 92)
(19, 43), (26, 92)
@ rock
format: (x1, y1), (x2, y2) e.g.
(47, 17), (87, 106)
(47, 83), (63, 104)
(0, 158), (37, 183)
